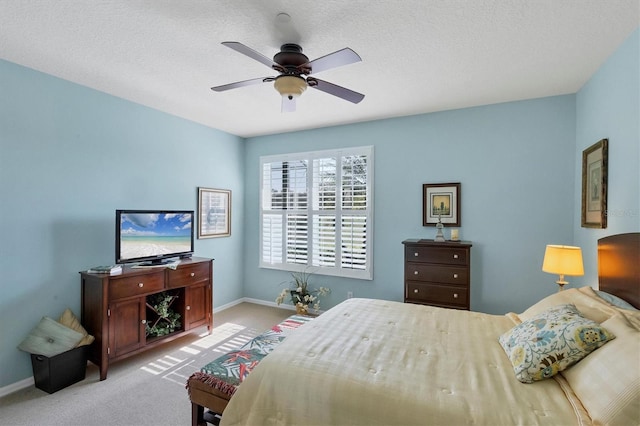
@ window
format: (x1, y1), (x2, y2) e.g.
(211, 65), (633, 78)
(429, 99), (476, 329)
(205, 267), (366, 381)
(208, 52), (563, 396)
(260, 146), (373, 280)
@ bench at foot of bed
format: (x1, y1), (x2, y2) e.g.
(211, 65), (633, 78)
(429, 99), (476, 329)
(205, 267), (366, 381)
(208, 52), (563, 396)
(186, 314), (313, 426)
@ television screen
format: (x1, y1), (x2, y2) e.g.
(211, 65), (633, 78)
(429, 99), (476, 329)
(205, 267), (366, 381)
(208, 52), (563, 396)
(116, 210), (194, 264)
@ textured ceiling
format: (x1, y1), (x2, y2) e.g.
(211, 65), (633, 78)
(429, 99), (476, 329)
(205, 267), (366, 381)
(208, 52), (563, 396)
(1, 1), (638, 138)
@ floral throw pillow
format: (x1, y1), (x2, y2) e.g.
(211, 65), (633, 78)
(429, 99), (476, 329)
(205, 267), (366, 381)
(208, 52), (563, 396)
(499, 304), (615, 383)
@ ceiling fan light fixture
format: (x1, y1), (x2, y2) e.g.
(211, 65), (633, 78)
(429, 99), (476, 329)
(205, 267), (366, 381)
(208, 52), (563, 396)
(274, 75), (307, 99)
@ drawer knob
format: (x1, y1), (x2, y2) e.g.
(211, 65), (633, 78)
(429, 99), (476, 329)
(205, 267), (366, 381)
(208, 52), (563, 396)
(453, 254), (459, 259)
(138, 282), (144, 288)
(414, 289), (419, 293)
(190, 272), (195, 277)
(414, 252), (419, 257)
(141, 319), (147, 324)
(453, 274), (458, 279)
(414, 271), (419, 275)
(186, 305), (191, 311)
(453, 293), (458, 299)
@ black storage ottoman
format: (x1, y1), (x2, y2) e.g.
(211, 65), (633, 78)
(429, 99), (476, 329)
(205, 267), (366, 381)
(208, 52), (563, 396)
(30, 345), (88, 393)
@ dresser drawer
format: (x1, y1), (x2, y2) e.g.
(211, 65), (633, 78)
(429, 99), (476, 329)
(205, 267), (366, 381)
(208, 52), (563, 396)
(406, 246), (468, 265)
(406, 282), (468, 308)
(406, 264), (468, 285)
(167, 262), (210, 288)
(109, 272), (165, 300)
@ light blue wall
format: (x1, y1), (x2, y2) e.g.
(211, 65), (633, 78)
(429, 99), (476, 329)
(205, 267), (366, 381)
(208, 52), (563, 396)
(242, 29), (639, 316)
(574, 28), (640, 282)
(1, 27), (637, 391)
(0, 59), (245, 387)
(243, 95), (577, 315)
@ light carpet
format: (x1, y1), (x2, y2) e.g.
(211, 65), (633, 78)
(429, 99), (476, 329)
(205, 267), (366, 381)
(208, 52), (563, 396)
(0, 302), (292, 426)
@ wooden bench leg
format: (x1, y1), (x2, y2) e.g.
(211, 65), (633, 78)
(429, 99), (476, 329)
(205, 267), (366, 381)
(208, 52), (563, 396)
(192, 401), (206, 426)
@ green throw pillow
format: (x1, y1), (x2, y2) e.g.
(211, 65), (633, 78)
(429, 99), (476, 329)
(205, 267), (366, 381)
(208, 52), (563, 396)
(18, 316), (84, 357)
(499, 304), (615, 383)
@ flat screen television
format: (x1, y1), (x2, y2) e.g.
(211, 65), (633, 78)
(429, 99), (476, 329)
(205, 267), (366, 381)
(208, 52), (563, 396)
(116, 209), (194, 265)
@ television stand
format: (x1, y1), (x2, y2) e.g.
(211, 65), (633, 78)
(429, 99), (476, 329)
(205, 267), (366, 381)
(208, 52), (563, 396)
(80, 257), (213, 380)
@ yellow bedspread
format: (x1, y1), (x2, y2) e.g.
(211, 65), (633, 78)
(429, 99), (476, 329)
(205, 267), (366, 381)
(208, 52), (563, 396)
(221, 298), (588, 425)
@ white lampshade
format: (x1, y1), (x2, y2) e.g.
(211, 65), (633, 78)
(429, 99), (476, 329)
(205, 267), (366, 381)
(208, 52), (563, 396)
(542, 245), (585, 276)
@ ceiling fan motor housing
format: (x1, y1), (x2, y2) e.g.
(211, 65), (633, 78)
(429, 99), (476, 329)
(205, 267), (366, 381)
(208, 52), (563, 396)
(274, 44), (309, 71)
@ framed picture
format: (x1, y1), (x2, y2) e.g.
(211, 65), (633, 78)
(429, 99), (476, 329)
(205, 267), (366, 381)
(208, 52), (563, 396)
(581, 139), (608, 229)
(198, 187), (231, 238)
(423, 183), (461, 226)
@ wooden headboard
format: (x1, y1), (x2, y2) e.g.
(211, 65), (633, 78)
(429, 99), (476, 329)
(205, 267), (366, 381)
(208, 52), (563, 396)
(598, 232), (640, 309)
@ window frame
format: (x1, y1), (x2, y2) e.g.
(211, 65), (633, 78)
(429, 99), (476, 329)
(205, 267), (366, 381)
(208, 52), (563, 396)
(259, 146), (374, 280)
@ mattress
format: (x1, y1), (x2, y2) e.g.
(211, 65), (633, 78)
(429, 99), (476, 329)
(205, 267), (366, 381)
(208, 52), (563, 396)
(220, 298), (588, 425)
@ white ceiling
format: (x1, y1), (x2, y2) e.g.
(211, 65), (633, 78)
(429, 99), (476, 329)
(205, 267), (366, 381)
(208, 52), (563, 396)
(1, 1), (638, 138)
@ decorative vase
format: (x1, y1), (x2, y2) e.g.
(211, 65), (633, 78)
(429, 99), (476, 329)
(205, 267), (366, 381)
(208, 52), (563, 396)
(289, 290), (311, 315)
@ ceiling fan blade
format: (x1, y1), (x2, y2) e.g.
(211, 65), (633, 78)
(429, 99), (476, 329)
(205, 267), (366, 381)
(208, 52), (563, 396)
(281, 96), (296, 113)
(222, 41), (277, 69)
(308, 78), (364, 104)
(211, 76), (271, 92)
(305, 48), (362, 74)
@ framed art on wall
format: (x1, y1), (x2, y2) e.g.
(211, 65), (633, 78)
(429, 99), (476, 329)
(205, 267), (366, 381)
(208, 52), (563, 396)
(581, 139), (608, 229)
(198, 187), (231, 238)
(423, 182), (461, 226)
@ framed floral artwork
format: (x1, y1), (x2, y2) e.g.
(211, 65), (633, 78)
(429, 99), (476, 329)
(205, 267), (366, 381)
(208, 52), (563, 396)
(423, 182), (461, 226)
(581, 139), (608, 228)
(198, 187), (231, 238)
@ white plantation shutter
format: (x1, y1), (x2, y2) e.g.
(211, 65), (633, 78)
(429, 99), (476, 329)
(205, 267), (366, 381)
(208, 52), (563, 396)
(286, 214), (308, 264)
(313, 157), (336, 210)
(342, 155), (367, 211)
(261, 214), (283, 264)
(260, 146), (373, 280)
(341, 215), (367, 270)
(312, 215), (336, 267)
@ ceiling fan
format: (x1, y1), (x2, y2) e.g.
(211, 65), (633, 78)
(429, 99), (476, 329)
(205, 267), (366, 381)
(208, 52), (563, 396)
(211, 41), (365, 112)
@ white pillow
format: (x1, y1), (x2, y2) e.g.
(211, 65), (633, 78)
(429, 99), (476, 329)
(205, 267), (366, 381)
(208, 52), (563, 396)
(518, 287), (619, 324)
(562, 314), (639, 426)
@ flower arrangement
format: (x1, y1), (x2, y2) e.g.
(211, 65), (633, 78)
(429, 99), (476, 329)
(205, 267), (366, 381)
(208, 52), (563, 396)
(276, 270), (331, 314)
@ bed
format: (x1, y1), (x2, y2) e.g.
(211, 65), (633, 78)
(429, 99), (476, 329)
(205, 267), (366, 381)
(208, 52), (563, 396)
(218, 233), (639, 426)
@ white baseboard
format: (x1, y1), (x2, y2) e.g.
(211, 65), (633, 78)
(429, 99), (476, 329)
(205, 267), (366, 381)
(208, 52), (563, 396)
(242, 297), (297, 311)
(237, 297), (323, 314)
(213, 297), (245, 312)
(0, 377), (34, 398)
(216, 297), (297, 312)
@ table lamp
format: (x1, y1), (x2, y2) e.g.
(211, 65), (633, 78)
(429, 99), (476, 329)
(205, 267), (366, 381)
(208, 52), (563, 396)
(542, 245), (584, 291)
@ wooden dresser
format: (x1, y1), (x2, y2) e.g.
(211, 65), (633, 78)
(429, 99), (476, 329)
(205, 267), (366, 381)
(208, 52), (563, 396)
(402, 239), (472, 310)
(80, 257), (213, 380)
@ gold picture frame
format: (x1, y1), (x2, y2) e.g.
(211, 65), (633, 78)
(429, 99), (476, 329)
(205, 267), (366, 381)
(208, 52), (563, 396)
(423, 182), (461, 226)
(581, 139), (608, 229)
(198, 187), (231, 238)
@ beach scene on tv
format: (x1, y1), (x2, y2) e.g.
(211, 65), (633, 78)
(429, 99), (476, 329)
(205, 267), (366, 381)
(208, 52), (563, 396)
(120, 213), (192, 261)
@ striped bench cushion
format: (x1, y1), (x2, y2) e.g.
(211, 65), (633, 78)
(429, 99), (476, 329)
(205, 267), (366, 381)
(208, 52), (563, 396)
(188, 314), (313, 397)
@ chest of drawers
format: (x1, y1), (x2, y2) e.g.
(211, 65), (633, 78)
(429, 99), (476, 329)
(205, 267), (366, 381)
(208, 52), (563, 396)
(402, 239), (472, 310)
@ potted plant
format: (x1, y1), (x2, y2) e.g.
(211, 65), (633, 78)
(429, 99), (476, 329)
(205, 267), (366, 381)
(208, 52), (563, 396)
(275, 270), (331, 315)
(145, 292), (181, 337)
